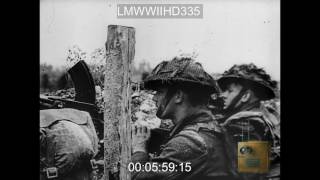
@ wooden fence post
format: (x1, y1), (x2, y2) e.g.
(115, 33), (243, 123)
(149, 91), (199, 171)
(104, 25), (135, 180)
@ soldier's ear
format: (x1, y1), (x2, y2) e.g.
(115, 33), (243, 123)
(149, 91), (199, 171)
(240, 90), (251, 103)
(174, 90), (184, 104)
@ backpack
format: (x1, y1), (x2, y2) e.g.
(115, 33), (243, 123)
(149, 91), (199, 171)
(220, 101), (280, 180)
(40, 108), (99, 177)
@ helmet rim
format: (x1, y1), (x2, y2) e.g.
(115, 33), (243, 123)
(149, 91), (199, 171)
(217, 75), (276, 100)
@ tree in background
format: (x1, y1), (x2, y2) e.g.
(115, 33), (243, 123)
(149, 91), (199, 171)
(40, 45), (154, 92)
(41, 73), (50, 90)
(88, 47), (153, 86)
(132, 60), (152, 82)
(40, 63), (64, 92)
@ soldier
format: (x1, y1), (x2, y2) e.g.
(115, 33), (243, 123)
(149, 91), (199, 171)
(217, 63), (280, 180)
(131, 57), (231, 180)
(40, 108), (99, 180)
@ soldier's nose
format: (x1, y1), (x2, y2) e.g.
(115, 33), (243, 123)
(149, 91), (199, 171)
(152, 95), (157, 102)
(220, 92), (227, 98)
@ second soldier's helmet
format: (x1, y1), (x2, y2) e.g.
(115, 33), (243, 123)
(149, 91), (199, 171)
(143, 57), (219, 94)
(217, 63), (278, 100)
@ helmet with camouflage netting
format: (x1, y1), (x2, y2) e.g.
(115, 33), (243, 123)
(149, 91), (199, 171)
(143, 57), (219, 94)
(217, 63), (278, 100)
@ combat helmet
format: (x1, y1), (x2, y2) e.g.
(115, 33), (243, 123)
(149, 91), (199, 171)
(143, 57), (219, 94)
(217, 63), (277, 100)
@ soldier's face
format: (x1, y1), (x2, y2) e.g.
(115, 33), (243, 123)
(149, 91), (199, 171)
(220, 83), (243, 110)
(153, 87), (170, 119)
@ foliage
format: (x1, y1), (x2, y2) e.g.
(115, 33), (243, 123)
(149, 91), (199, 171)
(40, 45), (153, 92)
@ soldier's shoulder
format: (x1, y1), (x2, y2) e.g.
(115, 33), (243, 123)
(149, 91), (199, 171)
(184, 121), (222, 132)
(174, 122), (221, 146)
(222, 110), (265, 126)
(170, 128), (207, 153)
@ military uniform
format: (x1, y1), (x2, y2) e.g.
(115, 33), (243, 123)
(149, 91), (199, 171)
(217, 64), (280, 180)
(220, 102), (280, 180)
(132, 57), (232, 180)
(132, 109), (231, 180)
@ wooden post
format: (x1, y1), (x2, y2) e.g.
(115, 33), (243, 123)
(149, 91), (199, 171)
(104, 25), (135, 180)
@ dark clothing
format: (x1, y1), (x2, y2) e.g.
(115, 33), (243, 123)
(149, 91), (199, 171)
(132, 109), (231, 180)
(220, 102), (280, 180)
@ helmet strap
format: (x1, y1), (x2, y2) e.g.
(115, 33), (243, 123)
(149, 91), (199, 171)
(224, 87), (263, 118)
(223, 87), (248, 116)
(156, 86), (178, 119)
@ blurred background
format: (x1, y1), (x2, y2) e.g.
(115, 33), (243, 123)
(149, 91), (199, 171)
(40, 0), (280, 95)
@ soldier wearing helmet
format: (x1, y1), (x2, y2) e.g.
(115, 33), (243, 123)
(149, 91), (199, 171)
(131, 57), (231, 180)
(218, 63), (277, 115)
(217, 63), (280, 180)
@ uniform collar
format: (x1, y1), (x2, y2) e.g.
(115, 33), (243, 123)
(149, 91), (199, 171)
(169, 108), (214, 138)
(219, 101), (261, 123)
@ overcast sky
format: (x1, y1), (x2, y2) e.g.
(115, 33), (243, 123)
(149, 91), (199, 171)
(40, 0), (280, 80)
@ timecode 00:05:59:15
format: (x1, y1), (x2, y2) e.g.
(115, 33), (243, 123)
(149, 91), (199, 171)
(128, 162), (192, 172)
